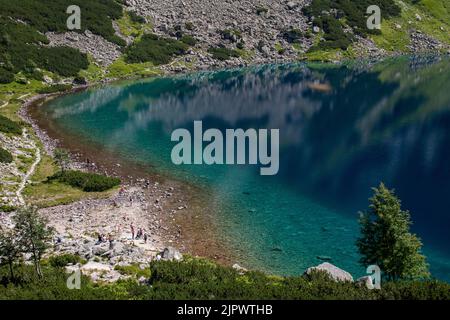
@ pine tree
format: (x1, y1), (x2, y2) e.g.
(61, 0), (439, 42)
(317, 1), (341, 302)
(357, 183), (429, 280)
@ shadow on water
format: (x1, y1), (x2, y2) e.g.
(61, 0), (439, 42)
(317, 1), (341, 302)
(39, 55), (450, 280)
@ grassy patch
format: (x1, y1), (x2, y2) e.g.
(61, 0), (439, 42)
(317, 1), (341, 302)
(115, 11), (152, 39)
(107, 57), (163, 79)
(37, 84), (73, 94)
(23, 179), (116, 208)
(371, 0), (450, 52)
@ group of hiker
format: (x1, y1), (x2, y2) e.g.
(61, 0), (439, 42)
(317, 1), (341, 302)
(130, 223), (148, 243)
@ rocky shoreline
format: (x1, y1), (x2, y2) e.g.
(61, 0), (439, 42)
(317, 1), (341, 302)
(1, 92), (234, 283)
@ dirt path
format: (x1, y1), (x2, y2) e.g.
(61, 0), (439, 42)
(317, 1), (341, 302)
(16, 129), (41, 205)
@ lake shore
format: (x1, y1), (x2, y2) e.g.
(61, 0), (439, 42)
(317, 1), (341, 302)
(18, 91), (237, 273)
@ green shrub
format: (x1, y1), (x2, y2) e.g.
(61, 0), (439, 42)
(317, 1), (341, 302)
(180, 35), (197, 46)
(0, 1), (114, 80)
(208, 47), (240, 61)
(0, 0), (124, 45)
(0, 68), (15, 84)
(309, 16), (353, 51)
(0, 147), (13, 163)
(0, 260), (449, 300)
(48, 254), (84, 268)
(115, 264), (151, 278)
(0, 115), (22, 135)
(125, 34), (190, 65)
(0, 205), (16, 212)
(303, 0), (401, 49)
(282, 28), (303, 44)
(128, 11), (146, 24)
(38, 84), (72, 94)
(50, 170), (121, 192)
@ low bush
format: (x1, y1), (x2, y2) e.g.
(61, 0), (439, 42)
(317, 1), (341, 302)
(0, 147), (13, 163)
(0, 205), (16, 212)
(49, 170), (121, 192)
(48, 254), (84, 268)
(208, 47), (240, 61)
(38, 84), (72, 94)
(282, 28), (303, 44)
(125, 34), (189, 65)
(0, 115), (22, 135)
(310, 16), (353, 51)
(128, 11), (146, 24)
(0, 68), (15, 84)
(0, 259), (448, 300)
(303, 0), (401, 49)
(180, 35), (197, 46)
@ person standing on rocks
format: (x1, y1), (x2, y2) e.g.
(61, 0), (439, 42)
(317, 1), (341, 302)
(130, 223), (135, 240)
(108, 234), (114, 250)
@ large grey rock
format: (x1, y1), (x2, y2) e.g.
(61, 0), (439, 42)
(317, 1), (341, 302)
(161, 247), (183, 261)
(81, 261), (112, 273)
(306, 262), (354, 282)
(110, 241), (126, 256)
(92, 242), (110, 256)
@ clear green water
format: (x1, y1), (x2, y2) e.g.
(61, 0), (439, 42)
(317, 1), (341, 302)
(40, 56), (450, 281)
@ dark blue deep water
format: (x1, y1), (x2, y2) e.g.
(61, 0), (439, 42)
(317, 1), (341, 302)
(40, 56), (450, 281)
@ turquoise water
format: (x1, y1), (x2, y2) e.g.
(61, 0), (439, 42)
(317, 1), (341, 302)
(40, 56), (450, 281)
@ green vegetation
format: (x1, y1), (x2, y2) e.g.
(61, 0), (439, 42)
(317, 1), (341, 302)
(49, 170), (121, 192)
(0, 18), (89, 83)
(357, 183), (430, 280)
(23, 153), (116, 207)
(0, 0), (124, 84)
(180, 35), (197, 46)
(304, 0), (401, 50)
(115, 10), (152, 39)
(48, 254), (85, 268)
(53, 148), (70, 172)
(0, 114), (22, 134)
(372, 0), (450, 52)
(125, 34), (190, 65)
(0, 0), (125, 46)
(0, 205), (16, 213)
(282, 28), (304, 44)
(0, 147), (13, 163)
(208, 47), (240, 61)
(6, 207), (54, 278)
(0, 258), (449, 300)
(115, 263), (151, 279)
(37, 84), (72, 94)
(128, 11), (146, 24)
